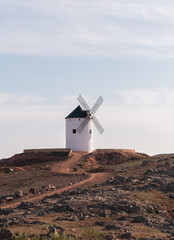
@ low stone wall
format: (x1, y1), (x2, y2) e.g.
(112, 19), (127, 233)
(95, 149), (135, 153)
(23, 148), (72, 157)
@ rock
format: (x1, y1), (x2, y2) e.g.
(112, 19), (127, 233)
(132, 215), (146, 224)
(117, 215), (127, 221)
(164, 161), (172, 168)
(145, 168), (155, 175)
(0, 208), (14, 216)
(141, 160), (150, 166)
(170, 209), (174, 218)
(95, 221), (105, 226)
(107, 175), (128, 185)
(53, 204), (73, 212)
(120, 232), (135, 239)
(82, 172), (88, 176)
(17, 201), (35, 210)
(117, 200), (143, 214)
(5, 197), (14, 203)
(47, 225), (65, 236)
(55, 226), (65, 234)
(99, 210), (111, 217)
(42, 185), (49, 191)
(37, 211), (45, 216)
(105, 235), (115, 240)
(56, 216), (76, 221)
(0, 218), (9, 228)
(169, 193), (174, 199)
(29, 188), (36, 194)
(165, 182), (174, 192)
(48, 184), (56, 190)
(47, 226), (58, 236)
(5, 168), (14, 174)
(0, 228), (14, 240)
(105, 222), (120, 230)
(15, 191), (23, 198)
(42, 185), (55, 191)
(31, 220), (44, 225)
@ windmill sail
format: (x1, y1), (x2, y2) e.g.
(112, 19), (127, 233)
(92, 115), (104, 134)
(91, 96), (103, 114)
(77, 95), (90, 110)
(77, 95), (104, 134)
(77, 118), (90, 134)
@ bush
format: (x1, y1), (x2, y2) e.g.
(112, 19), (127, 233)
(81, 227), (106, 240)
(13, 233), (75, 240)
(13, 227), (105, 240)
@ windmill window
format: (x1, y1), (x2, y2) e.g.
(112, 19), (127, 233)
(72, 129), (76, 134)
(89, 129), (92, 134)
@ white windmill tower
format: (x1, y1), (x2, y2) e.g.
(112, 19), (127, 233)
(65, 95), (104, 152)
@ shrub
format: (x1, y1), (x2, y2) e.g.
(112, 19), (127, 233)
(81, 227), (106, 240)
(13, 227), (105, 240)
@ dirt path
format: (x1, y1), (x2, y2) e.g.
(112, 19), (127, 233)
(2, 152), (111, 209)
(51, 152), (86, 174)
(14, 167), (27, 172)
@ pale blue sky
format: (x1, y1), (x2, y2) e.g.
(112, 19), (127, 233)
(1, 0), (174, 158)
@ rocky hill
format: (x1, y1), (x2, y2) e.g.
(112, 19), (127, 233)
(0, 150), (173, 240)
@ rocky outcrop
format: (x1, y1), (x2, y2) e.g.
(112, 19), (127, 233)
(0, 228), (14, 240)
(0, 154), (173, 239)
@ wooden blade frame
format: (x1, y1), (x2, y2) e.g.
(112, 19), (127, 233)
(77, 94), (104, 134)
(91, 96), (103, 114)
(77, 118), (90, 134)
(77, 95), (90, 110)
(92, 115), (104, 134)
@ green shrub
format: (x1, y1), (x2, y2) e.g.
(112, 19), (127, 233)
(13, 233), (75, 240)
(81, 227), (106, 240)
(13, 233), (30, 240)
(13, 227), (105, 240)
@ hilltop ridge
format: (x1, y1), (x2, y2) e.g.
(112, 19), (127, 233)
(0, 149), (173, 239)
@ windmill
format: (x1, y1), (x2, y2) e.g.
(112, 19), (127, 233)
(65, 95), (104, 152)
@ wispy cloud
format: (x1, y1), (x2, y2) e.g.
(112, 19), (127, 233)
(61, 95), (93, 106)
(115, 88), (174, 107)
(1, 0), (174, 58)
(61, 95), (77, 103)
(0, 94), (14, 104)
(0, 93), (44, 105)
(16, 95), (44, 104)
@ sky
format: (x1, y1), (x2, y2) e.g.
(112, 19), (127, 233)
(1, 0), (174, 158)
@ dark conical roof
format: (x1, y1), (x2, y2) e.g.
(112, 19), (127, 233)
(65, 105), (88, 119)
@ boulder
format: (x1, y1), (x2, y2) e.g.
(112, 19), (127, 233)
(15, 191), (23, 198)
(47, 226), (58, 236)
(0, 228), (14, 240)
(53, 203), (73, 212)
(119, 232), (135, 239)
(5, 197), (14, 203)
(17, 201), (35, 210)
(5, 168), (14, 174)
(48, 184), (56, 190)
(166, 182), (174, 192)
(47, 225), (65, 236)
(0, 208), (14, 216)
(105, 222), (120, 230)
(141, 160), (150, 166)
(29, 188), (36, 194)
(145, 168), (155, 175)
